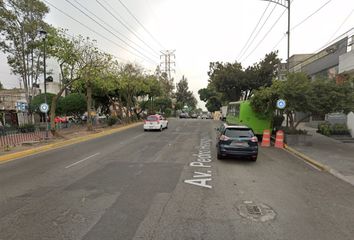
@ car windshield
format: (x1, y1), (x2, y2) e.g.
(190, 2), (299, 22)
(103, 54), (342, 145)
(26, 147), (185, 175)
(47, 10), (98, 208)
(224, 128), (253, 138)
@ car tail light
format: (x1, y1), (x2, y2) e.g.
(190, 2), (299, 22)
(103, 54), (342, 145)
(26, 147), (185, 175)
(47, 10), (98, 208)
(220, 135), (230, 141)
(251, 136), (258, 142)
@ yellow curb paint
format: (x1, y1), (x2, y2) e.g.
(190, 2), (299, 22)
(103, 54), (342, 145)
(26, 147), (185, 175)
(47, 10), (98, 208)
(0, 122), (142, 164)
(283, 144), (329, 171)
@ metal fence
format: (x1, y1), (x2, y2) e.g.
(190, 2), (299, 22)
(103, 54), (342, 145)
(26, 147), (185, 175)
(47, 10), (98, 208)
(0, 128), (52, 148)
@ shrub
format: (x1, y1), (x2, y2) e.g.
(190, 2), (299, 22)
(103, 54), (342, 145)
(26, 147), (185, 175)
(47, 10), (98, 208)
(107, 116), (118, 126)
(19, 123), (36, 133)
(331, 123), (349, 135)
(164, 108), (172, 117)
(317, 122), (349, 136)
(317, 122), (331, 136)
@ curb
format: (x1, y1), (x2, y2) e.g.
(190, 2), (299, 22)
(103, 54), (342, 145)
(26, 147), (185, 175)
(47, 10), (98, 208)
(0, 122), (142, 164)
(283, 144), (329, 171)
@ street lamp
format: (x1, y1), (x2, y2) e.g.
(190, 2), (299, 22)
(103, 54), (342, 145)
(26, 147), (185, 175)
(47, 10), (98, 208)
(39, 30), (49, 139)
(262, 0), (291, 71)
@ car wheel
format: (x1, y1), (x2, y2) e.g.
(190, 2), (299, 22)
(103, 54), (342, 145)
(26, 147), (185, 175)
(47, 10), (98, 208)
(250, 155), (258, 161)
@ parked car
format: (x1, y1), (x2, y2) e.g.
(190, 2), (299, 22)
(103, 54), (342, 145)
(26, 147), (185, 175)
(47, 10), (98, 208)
(54, 116), (68, 123)
(144, 114), (168, 131)
(201, 112), (208, 119)
(190, 113), (198, 118)
(179, 112), (189, 118)
(216, 123), (258, 161)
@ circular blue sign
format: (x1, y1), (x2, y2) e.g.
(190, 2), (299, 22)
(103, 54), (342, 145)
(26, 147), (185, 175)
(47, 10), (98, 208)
(276, 99), (286, 109)
(40, 103), (49, 113)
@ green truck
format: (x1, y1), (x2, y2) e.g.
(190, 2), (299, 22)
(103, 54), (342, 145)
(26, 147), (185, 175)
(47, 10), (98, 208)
(226, 100), (272, 136)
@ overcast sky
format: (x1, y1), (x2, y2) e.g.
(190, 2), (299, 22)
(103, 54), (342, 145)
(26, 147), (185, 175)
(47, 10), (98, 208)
(1, 0), (354, 109)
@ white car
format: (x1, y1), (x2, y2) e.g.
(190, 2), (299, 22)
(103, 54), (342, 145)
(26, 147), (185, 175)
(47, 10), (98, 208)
(144, 114), (168, 131)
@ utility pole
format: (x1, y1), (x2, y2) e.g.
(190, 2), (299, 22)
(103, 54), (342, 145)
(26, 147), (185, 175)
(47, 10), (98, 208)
(160, 50), (176, 80)
(263, 0), (290, 71)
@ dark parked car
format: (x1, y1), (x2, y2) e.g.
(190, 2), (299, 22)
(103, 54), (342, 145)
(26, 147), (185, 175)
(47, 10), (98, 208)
(179, 112), (189, 118)
(216, 123), (258, 161)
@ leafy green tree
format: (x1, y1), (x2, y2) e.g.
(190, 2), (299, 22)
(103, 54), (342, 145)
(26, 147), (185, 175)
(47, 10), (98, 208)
(29, 93), (57, 121)
(58, 93), (86, 116)
(251, 73), (354, 131)
(207, 61), (245, 102)
(0, 0), (50, 103)
(176, 75), (197, 110)
(198, 86), (222, 112)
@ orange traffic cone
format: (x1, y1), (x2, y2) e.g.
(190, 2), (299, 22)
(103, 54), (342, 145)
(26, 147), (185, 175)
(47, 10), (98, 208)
(275, 130), (284, 148)
(261, 129), (271, 147)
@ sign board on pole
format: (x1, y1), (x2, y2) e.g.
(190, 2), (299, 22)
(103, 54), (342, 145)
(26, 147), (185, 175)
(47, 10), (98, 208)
(276, 99), (286, 109)
(40, 103), (49, 113)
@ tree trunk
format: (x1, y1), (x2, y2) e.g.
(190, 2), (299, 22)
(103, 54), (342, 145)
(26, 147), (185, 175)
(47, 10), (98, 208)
(86, 81), (93, 131)
(50, 87), (67, 137)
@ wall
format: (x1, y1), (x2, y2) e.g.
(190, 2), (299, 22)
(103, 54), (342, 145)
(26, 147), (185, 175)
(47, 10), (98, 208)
(347, 112), (354, 137)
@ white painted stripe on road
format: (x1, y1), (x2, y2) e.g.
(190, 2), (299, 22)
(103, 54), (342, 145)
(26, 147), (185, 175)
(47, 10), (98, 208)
(65, 152), (100, 169)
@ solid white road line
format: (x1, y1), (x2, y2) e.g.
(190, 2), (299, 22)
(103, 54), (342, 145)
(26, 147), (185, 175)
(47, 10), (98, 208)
(65, 152), (100, 169)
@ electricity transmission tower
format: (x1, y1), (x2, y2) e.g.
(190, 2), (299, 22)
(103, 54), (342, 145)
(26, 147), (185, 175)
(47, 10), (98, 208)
(160, 50), (176, 80)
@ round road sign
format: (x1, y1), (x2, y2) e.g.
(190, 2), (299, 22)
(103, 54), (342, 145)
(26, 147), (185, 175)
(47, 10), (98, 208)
(40, 103), (49, 113)
(276, 99), (286, 109)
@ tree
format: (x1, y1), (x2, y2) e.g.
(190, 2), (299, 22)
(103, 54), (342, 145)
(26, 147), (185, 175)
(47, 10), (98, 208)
(198, 86), (222, 112)
(250, 73), (354, 131)
(58, 93), (86, 116)
(207, 61), (245, 102)
(29, 93), (57, 121)
(175, 75), (197, 110)
(0, 0), (50, 104)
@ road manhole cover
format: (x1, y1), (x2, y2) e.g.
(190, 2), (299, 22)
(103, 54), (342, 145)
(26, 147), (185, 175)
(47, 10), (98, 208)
(238, 200), (276, 222)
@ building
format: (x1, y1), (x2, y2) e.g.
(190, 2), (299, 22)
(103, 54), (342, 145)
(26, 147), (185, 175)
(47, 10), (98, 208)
(0, 89), (30, 126)
(286, 31), (354, 133)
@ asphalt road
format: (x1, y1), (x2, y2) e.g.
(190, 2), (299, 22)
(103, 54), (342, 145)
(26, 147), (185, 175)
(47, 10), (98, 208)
(0, 118), (354, 240)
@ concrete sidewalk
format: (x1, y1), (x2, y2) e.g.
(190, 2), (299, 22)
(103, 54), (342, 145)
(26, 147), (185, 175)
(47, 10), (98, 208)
(285, 125), (354, 186)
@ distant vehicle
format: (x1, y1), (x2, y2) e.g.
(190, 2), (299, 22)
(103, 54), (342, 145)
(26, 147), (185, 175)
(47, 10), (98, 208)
(216, 122), (258, 161)
(201, 111), (212, 119)
(144, 114), (168, 131)
(226, 100), (272, 136)
(54, 116), (68, 123)
(220, 106), (228, 121)
(201, 112), (208, 119)
(190, 113), (198, 118)
(179, 112), (189, 118)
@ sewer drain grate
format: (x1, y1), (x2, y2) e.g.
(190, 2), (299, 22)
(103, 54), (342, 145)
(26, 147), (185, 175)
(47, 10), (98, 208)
(246, 205), (262, 215)
(238, 201), (276, 222)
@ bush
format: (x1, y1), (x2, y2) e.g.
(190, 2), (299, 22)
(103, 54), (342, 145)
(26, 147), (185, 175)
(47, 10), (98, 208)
(331, 123), (349, 135)
(18, 123), (36, 133)
(318, 122), (331, 136)
(164, 108), (172, 117)
(317, 122), (349, 136)
(107, 116), (118, 126)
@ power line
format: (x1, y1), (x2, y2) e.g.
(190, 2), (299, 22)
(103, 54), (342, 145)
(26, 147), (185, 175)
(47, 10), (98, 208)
(116, 0), (165, 49)
(272, 0), (332, 52)
(96, 0), (161, 56)
(43, 0), (157, 65)
(59, 30), (127, 63)
(238, 3), (277, 61)
(70, 0), (158, 59)
(291, 0), (332, 30)
(237, 1), (271, 61)
(242, 7), (287, 63)
(327, 8), (354, 44)
(63, 0), (157, 64)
